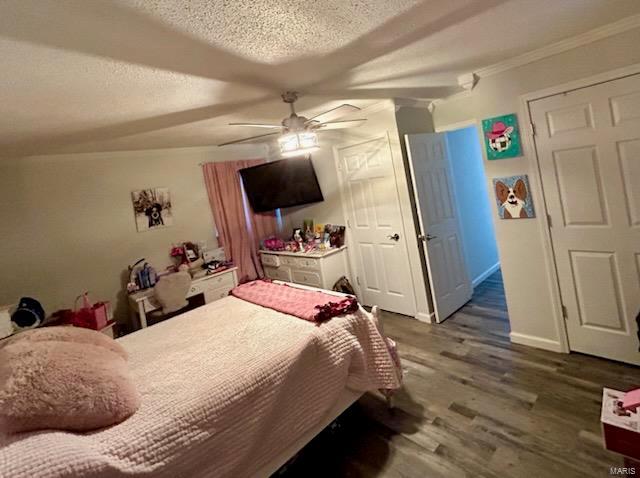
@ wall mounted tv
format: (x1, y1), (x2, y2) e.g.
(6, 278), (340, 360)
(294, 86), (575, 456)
(239, 157), (324, 212)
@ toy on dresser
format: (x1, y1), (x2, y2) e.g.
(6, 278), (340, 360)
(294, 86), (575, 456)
(261, 220), (346, 254)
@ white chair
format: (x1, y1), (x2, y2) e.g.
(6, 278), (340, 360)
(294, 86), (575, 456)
(150, 272), (192, 320)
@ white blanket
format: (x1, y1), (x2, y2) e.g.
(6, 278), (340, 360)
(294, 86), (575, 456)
(0, 296), (400, 478)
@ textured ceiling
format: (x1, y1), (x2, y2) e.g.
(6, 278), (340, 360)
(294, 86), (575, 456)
(1, 0), (639, 157)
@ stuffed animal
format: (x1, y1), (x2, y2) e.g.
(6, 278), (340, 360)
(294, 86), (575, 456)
(11, 297), (45, 332)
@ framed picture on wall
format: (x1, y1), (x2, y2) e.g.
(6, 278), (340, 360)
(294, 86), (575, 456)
(493, 175), (535, 219)
(131, 187), (173, 232)
(482, 113), (522, 160)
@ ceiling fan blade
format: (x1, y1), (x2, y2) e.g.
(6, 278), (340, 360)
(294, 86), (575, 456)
(315, 119), (367, 130)
(218, 131), (279, 147)
(306, 104), (361, 125)
(228, 123), (282, 129)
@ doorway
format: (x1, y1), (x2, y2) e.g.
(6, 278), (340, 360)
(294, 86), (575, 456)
(335, 136), (418, 317)
(528, 72), (640, 365)
(406, 125), (502, 323)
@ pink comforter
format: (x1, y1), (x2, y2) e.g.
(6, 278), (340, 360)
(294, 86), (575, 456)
(0, 295), (401, 478)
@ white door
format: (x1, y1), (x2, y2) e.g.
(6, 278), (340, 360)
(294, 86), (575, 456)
(337, 136), (417, 316)
(405, 133), (472, 322)
(530, 73), (640, 365)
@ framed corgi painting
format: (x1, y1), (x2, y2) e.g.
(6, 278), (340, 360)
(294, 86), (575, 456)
(493, 175), (535, 219)
(482, 113), (522, 160)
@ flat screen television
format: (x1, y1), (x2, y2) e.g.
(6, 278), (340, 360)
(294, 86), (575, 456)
(239, 157), (324, 212)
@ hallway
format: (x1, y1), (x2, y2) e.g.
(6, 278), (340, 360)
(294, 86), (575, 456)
(464, 269), (507, 316)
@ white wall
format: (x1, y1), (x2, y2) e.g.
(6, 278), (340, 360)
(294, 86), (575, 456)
(0, 144), (265, 323)
(280, 132), (347, 231)
(446, 126), (499, 286)
(433, 27), (640, 350)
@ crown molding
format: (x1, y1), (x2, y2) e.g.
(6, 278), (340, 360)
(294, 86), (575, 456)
(475, 14), (640, 79)
(457, 72), (478, 91)
(432, 14), (640, 107)
(360, 99), (396, 115)
(392, 97), (433, 108)
(430, 89), (472, 107)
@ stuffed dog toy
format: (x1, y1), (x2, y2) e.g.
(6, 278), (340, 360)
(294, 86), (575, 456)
(495, 179), (528, 219)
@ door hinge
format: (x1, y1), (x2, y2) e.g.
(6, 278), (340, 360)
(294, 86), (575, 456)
(561, 305), (568, 320)
(529, 122), (536, 137)
(547, 213), (553, 228)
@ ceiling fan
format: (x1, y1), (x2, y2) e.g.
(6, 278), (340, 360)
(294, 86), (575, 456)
(219, 91), (366, 157)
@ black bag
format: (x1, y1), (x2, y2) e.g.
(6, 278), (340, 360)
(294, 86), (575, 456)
(332, 276), (356, 295)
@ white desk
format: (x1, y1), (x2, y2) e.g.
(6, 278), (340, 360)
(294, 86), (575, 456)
(128, 267), (238, 328)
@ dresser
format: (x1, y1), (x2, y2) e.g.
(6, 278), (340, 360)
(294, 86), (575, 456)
(260, 247), (349, 290)
(128, 267), (238, 328)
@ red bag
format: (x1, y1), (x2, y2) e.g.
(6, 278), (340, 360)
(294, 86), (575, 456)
(70, 293), (110, 330)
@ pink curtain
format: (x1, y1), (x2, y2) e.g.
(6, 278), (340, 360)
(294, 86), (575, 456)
(202, 159), (278, 282)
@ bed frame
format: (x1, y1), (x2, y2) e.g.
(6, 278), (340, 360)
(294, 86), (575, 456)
(255, 389), (363, 477)
(255, 282), (390, 476)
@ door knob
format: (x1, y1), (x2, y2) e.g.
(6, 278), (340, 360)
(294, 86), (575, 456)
(387, 233), (400, 241)
(418, 234), (437, 241)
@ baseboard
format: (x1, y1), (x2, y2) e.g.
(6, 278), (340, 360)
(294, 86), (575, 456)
(509, 332), (565, 353)
(472, 262), (501, 288)
(415, 311), (435, 324)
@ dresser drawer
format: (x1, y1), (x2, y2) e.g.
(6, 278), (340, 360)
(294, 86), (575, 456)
(280, 255), (320, 270)
(292, 270), (322, 287)
(189, 271), (235, 296)
(264, 266), (292, 282)
(280, 256), (298, 267)
(261, 254), (280, 267)
(296, 257), (320, 270)
(205, 286), (233, 302)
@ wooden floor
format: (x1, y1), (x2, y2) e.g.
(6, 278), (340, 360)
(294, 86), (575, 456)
(278, 270), (640, 477)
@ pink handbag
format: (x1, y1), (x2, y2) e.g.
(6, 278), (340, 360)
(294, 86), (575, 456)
(70, 293), (110, 330)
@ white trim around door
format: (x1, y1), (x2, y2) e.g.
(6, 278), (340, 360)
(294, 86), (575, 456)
(519, 62), (640, 359)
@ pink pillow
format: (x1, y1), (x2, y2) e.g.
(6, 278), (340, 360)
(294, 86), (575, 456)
(0, 340), (140, 434)
(1, 326), (128, 361)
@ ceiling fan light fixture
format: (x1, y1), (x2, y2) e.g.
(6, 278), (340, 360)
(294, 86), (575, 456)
(278, 131), (319, 157)
(223, 93), (364, 148)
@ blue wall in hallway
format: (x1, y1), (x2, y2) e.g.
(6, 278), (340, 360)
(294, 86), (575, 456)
(446, 126), (499, 286)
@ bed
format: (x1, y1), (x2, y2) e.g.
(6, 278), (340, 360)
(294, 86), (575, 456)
(0, 289), (400, 478)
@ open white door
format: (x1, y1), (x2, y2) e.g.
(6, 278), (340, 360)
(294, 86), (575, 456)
(405, 133), (472, 323)
(337, 136), (417, 316)
(530, 73), (640, 365)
